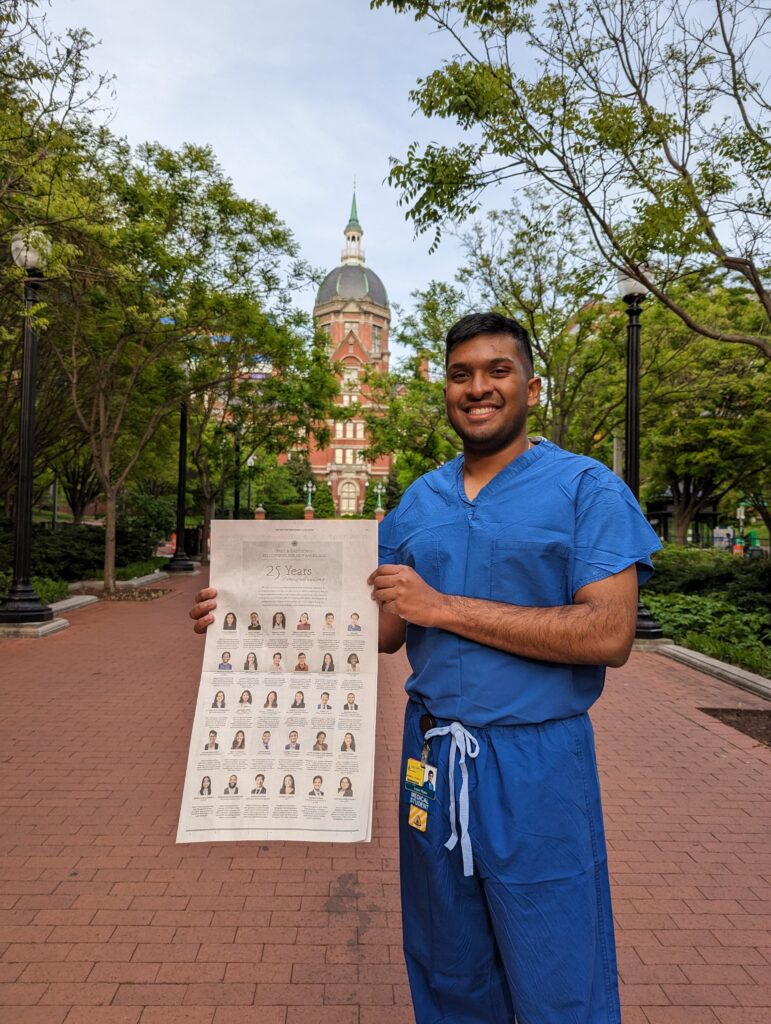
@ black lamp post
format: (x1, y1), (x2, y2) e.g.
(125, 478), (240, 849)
(617, 269), (663, 640)
(166, 398), (194, 572)
(246, 455), (255, 514)
(0, 231), (53, 624)
(233, 434), (241, 520)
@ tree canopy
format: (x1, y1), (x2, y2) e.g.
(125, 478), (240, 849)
(374, 0), (771, 356)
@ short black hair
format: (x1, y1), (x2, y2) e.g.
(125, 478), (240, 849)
(445, 312), (534, 377)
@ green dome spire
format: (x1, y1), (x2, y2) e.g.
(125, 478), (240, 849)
(345, 190), (361, 233)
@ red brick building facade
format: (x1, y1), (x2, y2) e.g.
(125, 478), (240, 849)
(308, 196), (392, 514)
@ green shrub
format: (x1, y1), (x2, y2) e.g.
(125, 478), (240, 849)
(262, 502), (307, 521)
(0, 522), (158, 582)
(0, 571), (69, 605)
(644, 592), (770, 678)
(114, 557), (168, 581)
(680, 633), (771, 678)
(647, 545), (737, 595)
(118, 493), (176, 545)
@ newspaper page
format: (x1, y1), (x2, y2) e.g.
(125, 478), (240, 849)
(177, 520), (378, 844)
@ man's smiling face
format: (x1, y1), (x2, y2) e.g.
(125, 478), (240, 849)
(444, 333), (541, 455)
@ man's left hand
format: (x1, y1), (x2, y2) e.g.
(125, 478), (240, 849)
(367, 564), (442, 627)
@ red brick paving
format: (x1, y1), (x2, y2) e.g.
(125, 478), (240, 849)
(0, 572), (769, 1023)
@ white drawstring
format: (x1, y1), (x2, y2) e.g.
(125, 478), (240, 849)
(424, 721), (480, 876)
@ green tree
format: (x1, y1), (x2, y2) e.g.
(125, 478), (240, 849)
(384, 466), (403, 511)
(361, 482), (377, 517)
(187, 320), (337, 557)
(457, 196), (625, 452)
(313, 482), (336, 519)
(0, 1), (113, 515)
(48, 140), (315, 590)
(375, 0), (771, 356)
(285, 451), (314, 500)
(641, 322), (769, 543)
(363, 281), (465, 484)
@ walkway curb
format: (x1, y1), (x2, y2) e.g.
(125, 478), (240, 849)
(0, 616), (69, 638)
(51, 594), (100, 614)
(69, 571), (171, 592)
(656, 643), (771, 700)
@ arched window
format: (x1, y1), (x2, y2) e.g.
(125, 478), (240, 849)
(339, 481), (358, 515)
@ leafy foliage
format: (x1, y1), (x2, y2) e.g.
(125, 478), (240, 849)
(374, 0), (771, 356)
(117, 492), (175, 546)
(643, 591), (770, 678)
(0, 570), (68, 605)
(313, 482), (336, 519)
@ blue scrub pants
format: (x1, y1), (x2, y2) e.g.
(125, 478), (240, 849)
(399, 701), (621, 1024)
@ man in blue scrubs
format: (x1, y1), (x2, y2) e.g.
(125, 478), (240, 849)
(190, 312), (661, 1023)
(367, 313), (661, 1024)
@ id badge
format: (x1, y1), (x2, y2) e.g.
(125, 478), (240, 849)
(405, 757), (437, 800)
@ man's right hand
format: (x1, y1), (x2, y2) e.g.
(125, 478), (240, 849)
(190, 587), (218, 634)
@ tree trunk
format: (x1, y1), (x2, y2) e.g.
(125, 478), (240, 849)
(673, 515), (692, 545)
(201, 494), (215, 566)
(103, 487), (118, 594)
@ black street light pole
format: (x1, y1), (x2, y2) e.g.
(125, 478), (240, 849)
(166, 398), (194, 573)
(620, 277), (663, 640)
(0, 234), (53, 624)
(233, 434), (241, 520)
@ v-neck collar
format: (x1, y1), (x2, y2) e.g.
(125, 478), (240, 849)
(456, 437), (550, 505)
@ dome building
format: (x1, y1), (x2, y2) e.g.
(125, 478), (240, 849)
(307, 195), (392, 514)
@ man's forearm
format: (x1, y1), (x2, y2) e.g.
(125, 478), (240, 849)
(378, 607), (406, 654)
(428, 594), (631, 667)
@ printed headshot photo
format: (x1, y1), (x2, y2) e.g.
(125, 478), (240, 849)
(211, 690), (226, 709)
(223, 611), (237, 630)
(204, 730), (219, 751)
(323, 612), (335, 630)
(199, 775), (212, 796)
(223, 774), (238, 795)
(238, 689), (252, 705)
(424, 767), (436, 793)
(260, 730), (271, 750)
(284, 730), (300, 751)
(320, 652), (335, 673)
(340, 732), (356, 752)
(348, 612), (361, 632)
(294, 653), (309, 672)
(264, 690), (278, 709)
(280, 774), (295, 795)
(243, 652), (258, 671)
(309, 775), (324, 797)
(290, 690), (306, 709)
(313, 731), (328, 752)
(346, 652), (360, 673)
(317, 692), (332, 711)
(251, 774), (267, 795)
(296, 612), (311, 630)
(343, 692), (358, 711)
(269, 652), (283, 672)
(231, 729), (246, 750)
(218, 651), (233, 670)
(272, 611), (286, 630)
(247, 611), (261, 631)
(338, 776), (353, 797)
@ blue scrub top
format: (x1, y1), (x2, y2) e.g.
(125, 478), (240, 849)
(378, 439), (662, 727)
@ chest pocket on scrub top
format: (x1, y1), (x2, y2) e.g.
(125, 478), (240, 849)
(490, 530), (571, 606)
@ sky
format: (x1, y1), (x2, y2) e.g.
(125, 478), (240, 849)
(48, 0), (478, 348)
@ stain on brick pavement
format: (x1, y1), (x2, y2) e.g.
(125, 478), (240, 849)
(0, 572), (768, 1023)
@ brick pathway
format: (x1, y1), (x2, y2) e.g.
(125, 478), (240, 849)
(0, 571), (768, 1023)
